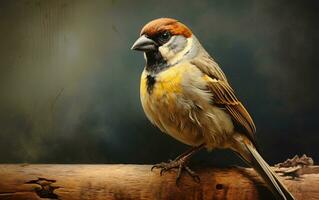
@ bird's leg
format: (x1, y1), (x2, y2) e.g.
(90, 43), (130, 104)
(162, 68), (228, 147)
(151, 144), (205, 184)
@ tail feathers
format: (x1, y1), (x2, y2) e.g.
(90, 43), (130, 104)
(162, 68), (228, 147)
(233, 134), (295, 200)
(244, 142), (295, 200)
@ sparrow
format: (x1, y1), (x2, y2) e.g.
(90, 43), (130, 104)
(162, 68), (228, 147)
(131, 18), (295, 200)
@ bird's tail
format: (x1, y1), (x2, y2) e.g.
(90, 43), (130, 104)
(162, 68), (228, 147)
(232, 134), (295, 200)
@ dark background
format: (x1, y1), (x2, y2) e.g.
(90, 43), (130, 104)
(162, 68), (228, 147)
(0, 0), (318, 166)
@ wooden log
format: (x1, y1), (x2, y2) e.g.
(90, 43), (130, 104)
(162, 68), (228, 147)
(0, 164), (318, 200)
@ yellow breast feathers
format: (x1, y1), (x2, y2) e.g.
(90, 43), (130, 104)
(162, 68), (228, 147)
(140, 64), (186, 99)
(140, 63), (207, 146)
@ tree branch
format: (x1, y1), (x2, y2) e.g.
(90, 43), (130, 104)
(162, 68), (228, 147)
(0, 164), (318, 200)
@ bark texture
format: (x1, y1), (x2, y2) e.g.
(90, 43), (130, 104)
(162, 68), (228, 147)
(0, 164), (318, 200)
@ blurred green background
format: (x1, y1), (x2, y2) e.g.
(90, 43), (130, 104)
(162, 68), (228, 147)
(0, 0), (318, 166)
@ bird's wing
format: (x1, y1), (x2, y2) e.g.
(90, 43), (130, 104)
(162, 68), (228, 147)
(191, 55), (257, 144)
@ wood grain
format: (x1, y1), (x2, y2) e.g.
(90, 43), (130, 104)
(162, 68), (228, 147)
(0, 164), (318, 200)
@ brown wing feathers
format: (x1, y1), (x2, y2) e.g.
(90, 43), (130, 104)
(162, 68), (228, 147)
(192, 58), (257, 144)
(207, 79), (256, 139)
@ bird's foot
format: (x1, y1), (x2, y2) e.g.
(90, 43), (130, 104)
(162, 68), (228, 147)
(151, 157), (200, 184)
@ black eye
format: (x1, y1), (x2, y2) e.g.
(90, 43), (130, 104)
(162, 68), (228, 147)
(158, 31), (171, 44)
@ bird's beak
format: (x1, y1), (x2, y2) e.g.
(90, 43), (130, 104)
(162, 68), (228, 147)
(131, 35), (156, 51)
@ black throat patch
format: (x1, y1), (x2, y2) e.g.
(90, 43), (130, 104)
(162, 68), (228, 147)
(146, 75), (156, 94)
(145, 50), (168, 74)
(144, 50), (168, 94)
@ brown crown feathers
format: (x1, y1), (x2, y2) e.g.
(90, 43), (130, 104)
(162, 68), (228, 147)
(140, 18), (192, 38)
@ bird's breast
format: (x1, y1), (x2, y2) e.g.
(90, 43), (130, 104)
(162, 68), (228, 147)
(140, 64), (185, 127)
(140, 62), (234, 148)
(140, 63), (201, 145)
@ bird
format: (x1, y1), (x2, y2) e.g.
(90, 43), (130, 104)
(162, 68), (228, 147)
(131, 18), (295, 200)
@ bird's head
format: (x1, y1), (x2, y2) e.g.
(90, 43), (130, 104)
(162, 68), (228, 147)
(131, 18), (200, 72)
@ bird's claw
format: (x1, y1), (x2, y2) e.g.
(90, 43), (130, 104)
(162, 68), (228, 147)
(151, 162), (167, 172)
(151, 158), (200, 184)
(185, 166), (200, 183)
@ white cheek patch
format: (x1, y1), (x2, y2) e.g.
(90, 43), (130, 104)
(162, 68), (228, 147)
(159, 45), (175, 60)
(159, 36), (193, 66)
